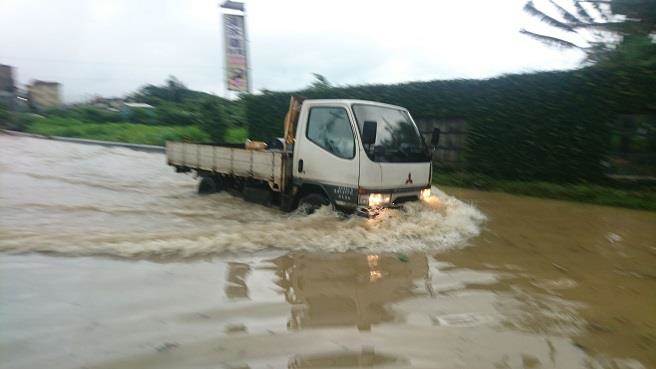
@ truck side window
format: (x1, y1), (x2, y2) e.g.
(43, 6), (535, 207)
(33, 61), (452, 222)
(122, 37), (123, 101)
(306, 107), (355, 159)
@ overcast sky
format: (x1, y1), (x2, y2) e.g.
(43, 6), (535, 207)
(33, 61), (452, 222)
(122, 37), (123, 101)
(0, 0), (585, 102)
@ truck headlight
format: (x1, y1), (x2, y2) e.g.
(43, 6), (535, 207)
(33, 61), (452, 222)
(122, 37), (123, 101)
(368, 193), (391, 207)
(420, 188), (431, 201)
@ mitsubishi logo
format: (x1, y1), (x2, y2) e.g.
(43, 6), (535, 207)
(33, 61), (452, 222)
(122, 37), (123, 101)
(405, 172), (413, 184)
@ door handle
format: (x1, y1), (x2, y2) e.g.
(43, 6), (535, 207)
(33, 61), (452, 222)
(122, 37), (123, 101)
(298, 159), (304, 173)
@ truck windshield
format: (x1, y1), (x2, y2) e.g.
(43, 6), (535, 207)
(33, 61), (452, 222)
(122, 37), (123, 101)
(352, 104), (430, 163)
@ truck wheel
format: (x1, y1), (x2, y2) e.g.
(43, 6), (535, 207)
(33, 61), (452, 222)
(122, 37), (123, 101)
(297, 193), (331, 214)
(198, 176), (222, 194)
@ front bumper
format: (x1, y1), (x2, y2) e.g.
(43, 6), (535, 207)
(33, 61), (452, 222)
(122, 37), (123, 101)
(355, 204), (403, 218)
(354, 185), (430, 218)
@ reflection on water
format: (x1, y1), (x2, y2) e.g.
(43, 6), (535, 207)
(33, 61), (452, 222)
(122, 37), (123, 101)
(273, 253), (428, 331)
(289, 348), (405, 368)
(0, 249), (649, 369)
(225, 262), (251, 299)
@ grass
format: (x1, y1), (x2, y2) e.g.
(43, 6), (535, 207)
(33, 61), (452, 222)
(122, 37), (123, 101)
(224, 126), (249, 143)
(433, 171), (656, 211)
(26, 117), (210, 146)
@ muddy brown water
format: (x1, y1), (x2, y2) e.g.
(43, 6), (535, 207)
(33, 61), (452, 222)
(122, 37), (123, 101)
(1, 134), (655, 369)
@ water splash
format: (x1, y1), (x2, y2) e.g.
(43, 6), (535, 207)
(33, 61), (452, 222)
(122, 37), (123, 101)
(0, 135), (486, 259)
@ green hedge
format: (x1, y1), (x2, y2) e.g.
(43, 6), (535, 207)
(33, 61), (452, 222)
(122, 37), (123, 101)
(244, 66), (656, 182)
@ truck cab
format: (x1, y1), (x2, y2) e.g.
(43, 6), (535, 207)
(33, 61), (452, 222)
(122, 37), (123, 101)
(291, 99), (436, 214)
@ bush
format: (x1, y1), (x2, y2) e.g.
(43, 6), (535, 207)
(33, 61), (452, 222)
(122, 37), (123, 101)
(197, 97), (227, 143)
(79, 107), (122, 123)
(25, 117), (209, 146)
(42, 106), (123, 123)
(125, 107), (156, 124)
(0, 104), (9, 126)
(155, 103), (198, 126)
(224, 127), (248, 143)
(130, 76), (246, 128)
(1, 112), (43, 131)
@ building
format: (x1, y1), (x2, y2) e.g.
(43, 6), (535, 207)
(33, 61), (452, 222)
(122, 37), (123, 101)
(28, 80), (62, 111)
(0, 64), (16, 109)
(0, 64), (15, 93)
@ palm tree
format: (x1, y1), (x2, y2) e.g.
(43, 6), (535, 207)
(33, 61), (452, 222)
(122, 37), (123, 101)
(521, 0), (655, 64)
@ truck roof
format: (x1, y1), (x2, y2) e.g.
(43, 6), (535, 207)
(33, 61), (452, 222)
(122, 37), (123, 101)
(304, 99), (407, 111)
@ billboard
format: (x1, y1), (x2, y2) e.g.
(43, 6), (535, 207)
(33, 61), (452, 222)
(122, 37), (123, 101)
(223, 13), (249, 92)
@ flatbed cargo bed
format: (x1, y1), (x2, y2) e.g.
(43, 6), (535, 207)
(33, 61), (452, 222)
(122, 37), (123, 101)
(166, 141), (288, 191)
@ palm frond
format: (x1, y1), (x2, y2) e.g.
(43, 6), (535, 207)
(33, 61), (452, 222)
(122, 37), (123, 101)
(574, 1), (595, 23)
(575, 21), (627, 30)
(548, 0), (582, 23)
(520, 29), (583, 48)
(587, 0), (610, 21)
(524, 1), (575, 32)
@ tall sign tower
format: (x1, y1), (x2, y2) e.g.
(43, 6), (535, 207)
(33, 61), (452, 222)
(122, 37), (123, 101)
(220, 1), (250, 93)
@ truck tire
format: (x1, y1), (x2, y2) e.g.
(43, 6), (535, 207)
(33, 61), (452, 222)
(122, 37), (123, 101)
(198, 176), (222, 195)
(297, 193), (331, 214)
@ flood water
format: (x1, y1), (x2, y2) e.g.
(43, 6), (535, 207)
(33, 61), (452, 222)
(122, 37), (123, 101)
(1, 134), (655, 369)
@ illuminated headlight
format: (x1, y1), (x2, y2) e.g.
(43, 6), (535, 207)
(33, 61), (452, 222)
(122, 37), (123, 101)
(368, 193), (391, 207)
(420, 188), (431, 201)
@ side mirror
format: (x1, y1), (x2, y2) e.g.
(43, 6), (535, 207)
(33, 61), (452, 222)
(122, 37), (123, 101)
(362, 121), (377, 146)
(431, 128), (441, 147)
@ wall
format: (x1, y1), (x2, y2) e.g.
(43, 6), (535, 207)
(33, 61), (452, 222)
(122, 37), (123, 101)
(416, 118), (467, 169)
(0, 65), (16, 109)
(0, 64), (15, 93)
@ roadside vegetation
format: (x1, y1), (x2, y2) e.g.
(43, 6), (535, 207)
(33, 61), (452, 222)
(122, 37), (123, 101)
(1, 76), (249, 146)
(433, 171), (656, 212)
(26, 117), (210, 146)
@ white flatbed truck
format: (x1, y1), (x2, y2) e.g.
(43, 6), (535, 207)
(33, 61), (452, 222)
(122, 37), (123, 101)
(166, 97), (440, 216)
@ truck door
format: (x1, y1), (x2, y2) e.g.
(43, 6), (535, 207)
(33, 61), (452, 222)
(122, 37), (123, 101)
(294, 104), (359, 208)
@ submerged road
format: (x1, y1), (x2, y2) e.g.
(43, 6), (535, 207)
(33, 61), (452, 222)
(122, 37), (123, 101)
(1, 134), (655, 369)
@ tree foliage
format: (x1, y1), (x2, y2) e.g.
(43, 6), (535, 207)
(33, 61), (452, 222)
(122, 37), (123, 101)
(130, 76), (208, 105)
(308, 73), (332, 90)
(129, 76), (246, 138)
(0, 103), (9, 123)
(521, 0), (656, 64)
(197, 97), (227, 143)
